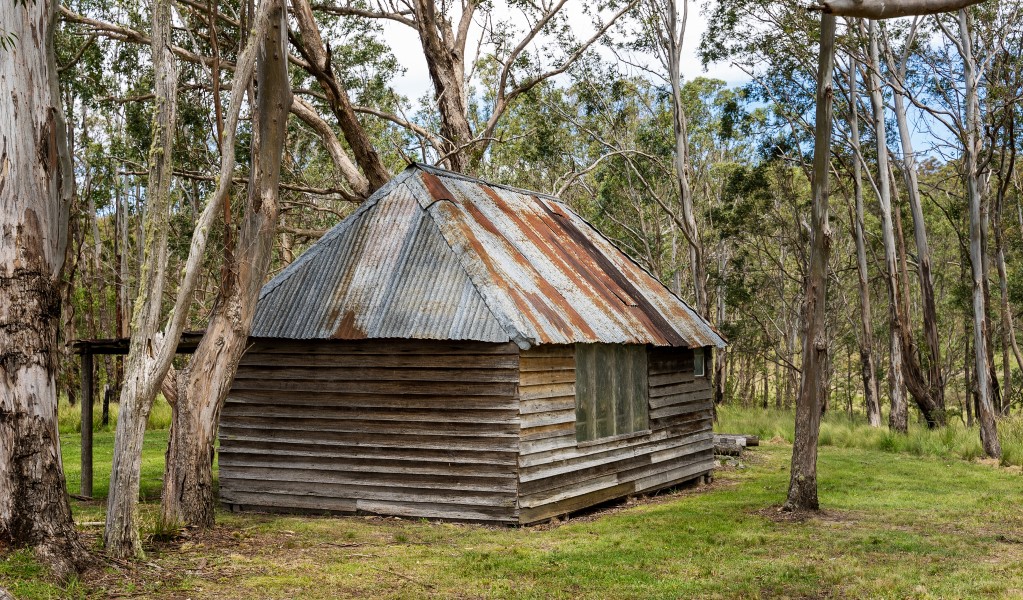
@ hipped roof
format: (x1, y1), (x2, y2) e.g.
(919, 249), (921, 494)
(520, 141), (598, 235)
(252, 164), (726, 349)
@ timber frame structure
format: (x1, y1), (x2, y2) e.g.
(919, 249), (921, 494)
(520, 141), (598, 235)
(71, 332), (203, 497)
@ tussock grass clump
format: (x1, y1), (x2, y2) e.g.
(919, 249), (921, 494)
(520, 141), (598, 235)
(716, 406), (1023, 466)
(58, 394), (172, 433)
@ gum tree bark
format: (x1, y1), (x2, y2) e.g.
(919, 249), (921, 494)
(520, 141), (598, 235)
(104, 0), (275, 557)
(818, 0), (990, 18)
(784, 13), (835, 513)
(958, 8), (1001, 458)
(846, 51), (882, 427)
(653, 0), (709, 317)
(0, 0), (90, 578)
(884, 21), (946, 421)
(161, 0), (292, 528)
(864, 20), (908, 433)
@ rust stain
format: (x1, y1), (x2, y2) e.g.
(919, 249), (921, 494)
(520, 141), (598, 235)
(535, 200), (687, 347)
(420, 171), (455, 203)
(474, 186), (598, 338)
(333, 311), (367, 339)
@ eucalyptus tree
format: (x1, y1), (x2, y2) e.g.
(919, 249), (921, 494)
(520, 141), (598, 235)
(0, 0), (90, 578)
(161, 0), (292, 529)
(105, 0), (278, 558)
(315, 0), (640, 173)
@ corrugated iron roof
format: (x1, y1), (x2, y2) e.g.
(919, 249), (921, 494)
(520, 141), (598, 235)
(252, 164), (726, 349)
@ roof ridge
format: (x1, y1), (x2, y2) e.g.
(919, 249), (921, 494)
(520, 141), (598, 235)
(401, 177), (534, 349)
(408, 162), (562, 201)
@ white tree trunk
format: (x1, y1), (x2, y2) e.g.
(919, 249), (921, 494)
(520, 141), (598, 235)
(865, 20), (908, 432)
(0, 0), (90, 578)
(161, 0), (291, 528)
(958, 9), (1001, 458)
(104, 0), (276, 557)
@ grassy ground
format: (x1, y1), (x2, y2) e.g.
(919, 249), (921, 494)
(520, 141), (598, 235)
(4, 410), (1023, 598)
(717, 405), (1023, 466)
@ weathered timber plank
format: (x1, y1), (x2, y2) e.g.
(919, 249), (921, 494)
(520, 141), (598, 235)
(518, 481), (635, 524)
(632, 459), (714, 493)
(648, 371), (696, 387)
(219, 477), (517, 507)
(233, 366), (518, 383)
(518, 431), (713, 482)
(223, 403), (520, 424)
(226, 390), (518, 410)
(217, 452), (520, 477)
(354, 499), (517, 523)
(518, 356), (574, 372)
(519, 382), (574, 401)
(519, 410), (574, 430)
(649, 380), (711, 399)
(220, 490), (358, 513)
(221, 415), (520, 437)
(649, 387), (712, 409)
(218, 440), (518, 465)
(219, 465), (517, 493)
(519, 396), (574, 415)
(230, 378), (518, 396)
(519, 453), (651, 496)
(519, 369), (575, 386)
(219, 427), (519, 452)
(650, 400), (713, 421)
(519, 422), (575, 442)
(518, 345), (574, 358)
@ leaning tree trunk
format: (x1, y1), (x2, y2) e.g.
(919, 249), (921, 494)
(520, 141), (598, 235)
(958, 8), (1001, 458)
(104, 0), (179, 557)
(161, 0), (291, 528)
(784, 13), (836, 513)
(105, 0), (274, 557)
(0, 0), (90, 579)
(893, 87), (945, 418)
(864, 20), (908, 433)
(846, 50), (882, 427)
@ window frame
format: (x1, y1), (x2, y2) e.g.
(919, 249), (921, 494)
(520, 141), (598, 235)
(574, 343), (650, 444)
(693, 347), (706, 377)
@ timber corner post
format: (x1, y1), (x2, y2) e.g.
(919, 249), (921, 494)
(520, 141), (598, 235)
(79, 350), (94, 498)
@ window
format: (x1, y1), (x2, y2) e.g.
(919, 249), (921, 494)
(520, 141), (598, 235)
(693, 348), (705, 377)
(575, 344), (649, 442)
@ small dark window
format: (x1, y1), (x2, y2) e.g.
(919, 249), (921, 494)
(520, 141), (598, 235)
(693, 348), (705, 377)
(575, 344), (649, 442)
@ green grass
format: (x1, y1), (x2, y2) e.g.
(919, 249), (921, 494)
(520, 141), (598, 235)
(6, 410), (1023, 598)
(717, 405), (1023, 466)
(57, 394), (172, 434)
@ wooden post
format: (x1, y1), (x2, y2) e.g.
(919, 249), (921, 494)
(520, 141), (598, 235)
(80, 351), (93, 498)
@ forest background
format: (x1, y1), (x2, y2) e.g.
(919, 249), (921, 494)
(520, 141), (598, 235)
(2, 0), (1022, 576)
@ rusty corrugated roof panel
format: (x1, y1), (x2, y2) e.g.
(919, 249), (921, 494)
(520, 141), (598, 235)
(251, 164), (725, 348)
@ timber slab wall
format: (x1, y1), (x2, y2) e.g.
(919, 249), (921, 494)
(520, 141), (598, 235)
(218, 340), (714, 525)
(516, 345), (714, 525)
(219, 339), (522, 523)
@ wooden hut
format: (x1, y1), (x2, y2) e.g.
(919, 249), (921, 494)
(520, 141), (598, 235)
(219, 164), (727, 524)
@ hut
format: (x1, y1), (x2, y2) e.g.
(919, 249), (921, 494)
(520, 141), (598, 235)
(218, 164), (726, 524)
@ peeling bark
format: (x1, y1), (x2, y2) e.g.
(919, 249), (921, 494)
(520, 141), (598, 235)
(161, 0), (292, 528)
(958, 9), (1001, 458)
(0, 0), (90, 578)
